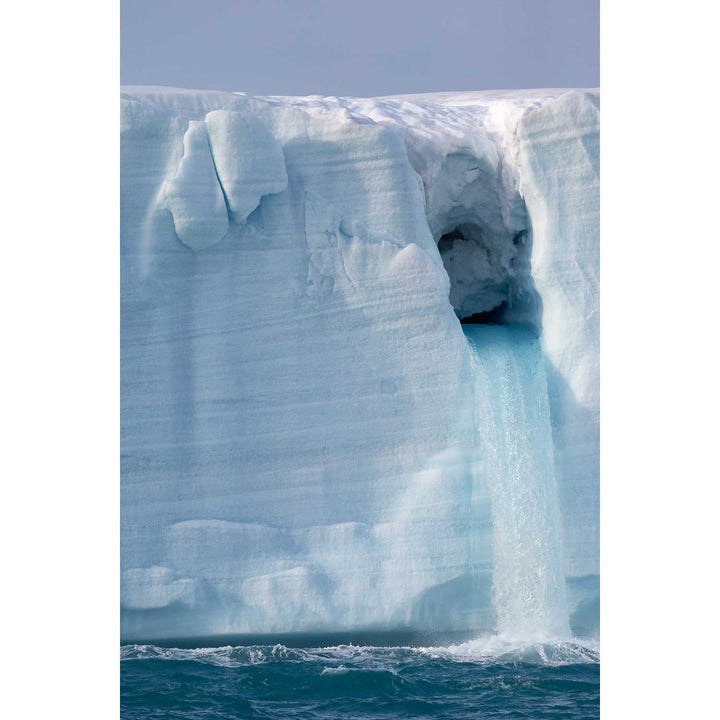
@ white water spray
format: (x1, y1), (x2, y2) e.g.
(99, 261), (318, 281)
(465, 325), (569, 640)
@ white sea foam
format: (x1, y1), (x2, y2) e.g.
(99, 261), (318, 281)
(121, 636), (598, 668)
(425, 636), (600, 665)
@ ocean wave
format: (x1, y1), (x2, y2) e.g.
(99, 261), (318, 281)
(121, 637), (599, 669)
(421, 637), (600, 666)
(120, 642), (309, 667)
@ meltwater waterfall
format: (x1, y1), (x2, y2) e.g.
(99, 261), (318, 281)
(464, 325), (570, 640)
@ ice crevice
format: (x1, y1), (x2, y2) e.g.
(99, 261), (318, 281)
(406, 128), (569, 638)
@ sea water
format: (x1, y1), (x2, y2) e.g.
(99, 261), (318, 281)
(121, 638), (599, 719)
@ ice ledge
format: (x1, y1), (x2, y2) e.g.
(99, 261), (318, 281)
(162, 108), (287, 250)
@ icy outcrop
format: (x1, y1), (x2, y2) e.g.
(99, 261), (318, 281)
(121, 86), (599, 642)
(204, 109), (287, 222)
(162, 108), (288, 250)
(164, 120), (228, 250)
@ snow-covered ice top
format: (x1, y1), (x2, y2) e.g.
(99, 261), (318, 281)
(121, 86), (599, 642)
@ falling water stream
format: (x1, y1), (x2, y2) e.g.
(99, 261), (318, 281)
(464, 324), (569, 639)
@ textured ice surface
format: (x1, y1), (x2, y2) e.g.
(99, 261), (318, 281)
(121, 87), (599, 642)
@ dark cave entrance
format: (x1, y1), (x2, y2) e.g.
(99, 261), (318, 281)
(437, 222), (540, 330)
(459, 303), (510, 325)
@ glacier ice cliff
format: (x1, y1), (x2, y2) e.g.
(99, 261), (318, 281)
(121, 87), (599, 643)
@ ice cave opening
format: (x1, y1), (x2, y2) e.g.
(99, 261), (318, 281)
(437, 221), (540, 329)
(441, 220), (569, 638)
(459, 303), (509, 325)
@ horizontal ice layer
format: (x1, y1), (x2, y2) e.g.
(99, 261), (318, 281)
(121, 86), (599, 641)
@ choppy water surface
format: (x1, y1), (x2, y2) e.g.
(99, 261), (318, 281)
(121, 638), (599, 719)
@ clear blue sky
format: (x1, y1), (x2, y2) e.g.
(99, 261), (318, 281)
(121, 0), (599, 96)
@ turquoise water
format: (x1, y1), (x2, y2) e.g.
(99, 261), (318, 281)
(121, 639), (599, 719)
